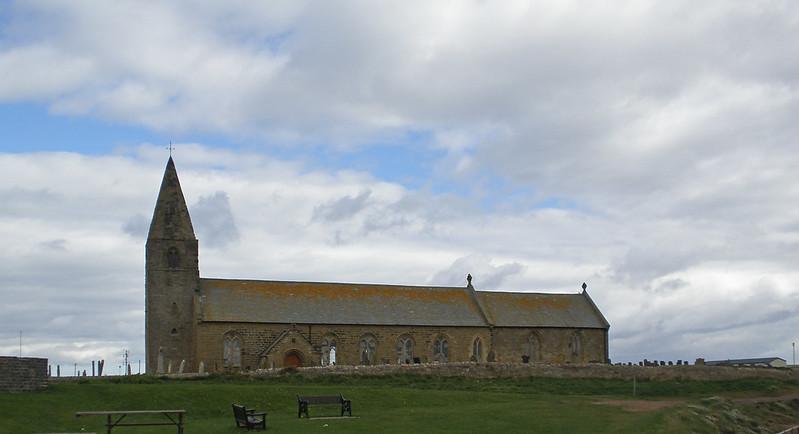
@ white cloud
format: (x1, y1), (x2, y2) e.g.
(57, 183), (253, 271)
(1, 145), (797, 369)
(1, 1), (799, 368)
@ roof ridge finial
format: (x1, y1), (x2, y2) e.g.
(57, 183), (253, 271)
(581, 282), (587, 293)
(167, 141), (174, 158)
(467, 273), (473, 287)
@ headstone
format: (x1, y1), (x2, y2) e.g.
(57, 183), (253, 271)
(82, 370), (87, 377)
(167, 360), (172, 374)
(48, 365), (51, 376)
(638, 361), (642, 366)
(198, 361), (205, 374)
(668, 361), (673, 366)
(57, 365), (60, 377)
(92, 360), (96, 376)
(659, 361), (665, 366)
(179, 360), (186, 374)
(127, 364), (132, 376)
(98, 360), (104, 376)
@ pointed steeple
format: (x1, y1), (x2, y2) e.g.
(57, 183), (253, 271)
(148, 157), (196, 240)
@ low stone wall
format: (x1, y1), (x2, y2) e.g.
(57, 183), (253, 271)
(250, 362), (798, 382)
(0, 356), (48, 392)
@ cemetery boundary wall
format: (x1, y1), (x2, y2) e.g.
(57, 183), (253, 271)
(0, 356), (48, 392)
(245, 362), (798, 382)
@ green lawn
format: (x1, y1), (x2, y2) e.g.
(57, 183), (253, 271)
(1, 374), (796, 433)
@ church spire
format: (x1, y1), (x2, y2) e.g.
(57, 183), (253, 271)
(147, 157), (196, 240)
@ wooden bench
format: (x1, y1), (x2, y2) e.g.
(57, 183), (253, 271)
(231, 404), (266, 431)
(297, 394), (352, 418)
(75, 410), (185, 434)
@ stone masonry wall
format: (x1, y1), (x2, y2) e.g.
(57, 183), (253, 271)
(196, 323), (492, 371)
(492, 327), (607, 364)
(195, 323), (607, 372)
(250, 361), (798, 382)
(0, 356), (48, 392)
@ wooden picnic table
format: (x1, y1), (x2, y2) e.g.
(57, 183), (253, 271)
(75, 410), (186, 434)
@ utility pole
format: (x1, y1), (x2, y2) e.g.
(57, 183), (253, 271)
(123, 349), (129, 376)
(793, 342), (795, 367)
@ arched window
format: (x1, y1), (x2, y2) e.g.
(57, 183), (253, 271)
(397, 335), (414, 364)
(359, 335), (377, 365)
(223, 332), (242, 369)
(471, 337), (483, 362)
(432, 335), (449, 363)
(569, 331), (582, 362)
(167, 247), (180, 268)
(320, 334), (337, 366)
(527, 333), (541, 362)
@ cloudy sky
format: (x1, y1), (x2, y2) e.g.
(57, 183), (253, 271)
(2, 1), (798, 374)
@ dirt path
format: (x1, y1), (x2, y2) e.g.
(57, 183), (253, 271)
(593, 399), (683, 412)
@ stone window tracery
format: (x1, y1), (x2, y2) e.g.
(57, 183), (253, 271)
(471, 337), (482, 362)
(432, 335), (449, 363)
(569, 331), (582, 362)
(527, 333), (542, 362)
(359, 334), (377, 365)
(397, 335), (414, 364)
(223, 332), (242, 369)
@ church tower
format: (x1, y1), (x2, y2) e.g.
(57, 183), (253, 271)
(145, 157), (199, 374)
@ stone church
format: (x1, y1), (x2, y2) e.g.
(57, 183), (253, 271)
(146, 157), (610, 374)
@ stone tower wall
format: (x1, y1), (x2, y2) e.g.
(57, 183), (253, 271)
(145, 158), (199, 374)
(146, 239), (199, 373)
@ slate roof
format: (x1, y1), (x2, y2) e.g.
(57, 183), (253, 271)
(476, 291), (609, 328)
(200, 278), (609, 329)
(200, 278), (488, 327)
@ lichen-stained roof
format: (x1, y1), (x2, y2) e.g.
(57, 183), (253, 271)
(200, 278), (488, 327)
(476, 291), (609, 329)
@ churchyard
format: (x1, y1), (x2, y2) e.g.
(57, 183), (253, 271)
(1, 371), (798, 433)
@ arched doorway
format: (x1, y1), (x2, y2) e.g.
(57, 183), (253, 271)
(284, 351), (303, 368)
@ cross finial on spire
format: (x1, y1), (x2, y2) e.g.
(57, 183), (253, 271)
(166, 141), (174, 157)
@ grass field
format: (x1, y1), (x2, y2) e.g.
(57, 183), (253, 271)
(1, 374), (798, 433)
